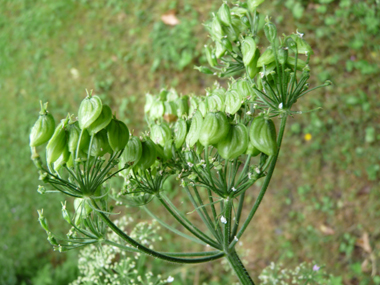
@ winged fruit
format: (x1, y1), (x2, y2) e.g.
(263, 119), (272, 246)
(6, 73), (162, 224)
(107, 119), (130, 152)
(46, 116), (69, 164)
(30, 102), (55, 147)
(217, 123), (248, 160)
(78, 94), (102, 129)
(199, 112), (230, 146)
(249, 115), (277, 156)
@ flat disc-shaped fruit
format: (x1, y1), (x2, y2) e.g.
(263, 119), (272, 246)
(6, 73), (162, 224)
(135, 138), (157, 170)
(78, 95), (102, 129)
(107, 119), (130, 152)
(30, 105), (55, 147)
(46, 119), (68, 164)
(186, 110), (203, 148)
(150, 123), (171, 147)
(87, 104), (112, 136)
(90, 129), (112, 157)
(199, 112), (230, 146)
(174, 119), (187, 149)
(249, 116), (277, 156)
(67, 122), (90, 154)
(217, 123), (248, 160)
(120, 136), (142, 167)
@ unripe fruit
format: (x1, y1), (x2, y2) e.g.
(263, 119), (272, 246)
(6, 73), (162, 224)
(30, 102), (55, 147)
(87, 104), (112, 136)
(46, 117), (69, 164)
(107, 119), (130, 152)
(217, 123), (248, 160)
(186, 110), (203, 148)
(199, 112), (230, 146)
(120, 136), (142, 167)
(90, 129), (112, 157)
(78, 94), (102, 129)
(150, 123), (171, 147)
(135, 138), (157, 170)
(174, 119), (188, 149)
(249, 116), (277, 156)
(67, 122), (90, 154)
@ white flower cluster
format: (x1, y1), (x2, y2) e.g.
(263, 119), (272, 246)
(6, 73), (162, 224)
(70, 217), (169, 285)
(259, 262), (336, 285)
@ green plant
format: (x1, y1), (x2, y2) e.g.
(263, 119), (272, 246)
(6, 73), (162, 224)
(29, 0), (331, 283)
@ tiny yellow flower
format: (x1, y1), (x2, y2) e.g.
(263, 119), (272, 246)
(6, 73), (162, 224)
(304, 133), (312, 141)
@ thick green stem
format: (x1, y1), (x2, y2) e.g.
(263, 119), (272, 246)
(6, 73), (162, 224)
(226, 249), (255, 285)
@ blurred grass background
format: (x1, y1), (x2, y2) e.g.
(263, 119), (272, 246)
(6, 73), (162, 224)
(0, 0), (379, 284)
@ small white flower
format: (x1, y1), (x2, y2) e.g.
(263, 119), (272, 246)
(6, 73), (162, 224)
(221, 216), (227, 224)
(167, 276), (174, 282)
(279, 103), (283, 109)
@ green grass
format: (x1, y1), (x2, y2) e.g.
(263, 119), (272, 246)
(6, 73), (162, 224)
(0, 0), (379, 284)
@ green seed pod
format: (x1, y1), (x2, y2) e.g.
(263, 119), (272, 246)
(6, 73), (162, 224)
(213, 88), (226, 102)
(287, 56), (307, 71)
(164, 101), (178, 116)
(264, 22), (277, 43)
(46, 117), (69, 165)
(218, 3), (232, 26)
(235, 80), (254, 100)
(231, 16), (246, 34)
(90, 129), (112, 157)
(242, 37), (257, 67)
(120, 136), (142, 167)
(67, 122), (90, 154)
(150, 100), (165, 120)
(278, 48), (289, 65)
(205, 46), (217, 67)
(206, 94), (224, 112)
(223, 25), (238, 42)
(285, 37), (297, 54)
(231, 6), (248, 17)
(257, 47), (275, 67)
(211, 16), (224, 41)
(289, 35), (314, 55)
(247, 49), (261, 78)
(186, 110), (203, 148)
(144, 93), (154, 114)
(249, 116), (277, 156)
(175, 96), (189, 117)
(188, 96), (200, 117)
(217, 123), (248, 160)
(167, 88), (179, 101)
(163, 140), (173, 161)
(135, 138), (157, 170)
(225, 90), (243, 115)
(215, 41), (226, 59)
(78, 94), (102, 130)
(174, 118), (188, 149)
(247, 0), (266, 12)
(107, 119), (130, 152)
(221, 38), (233, 52)
(199, 112), (230, 146)
(246, 140), (261, 156)
(87, 104), (112, 136)
(159, 89), (168, 101)
(53, 146), (70, 172)
(150, 122), (171, 147)
(198, 101), (207, 117)
(30, 102), (56, 147)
